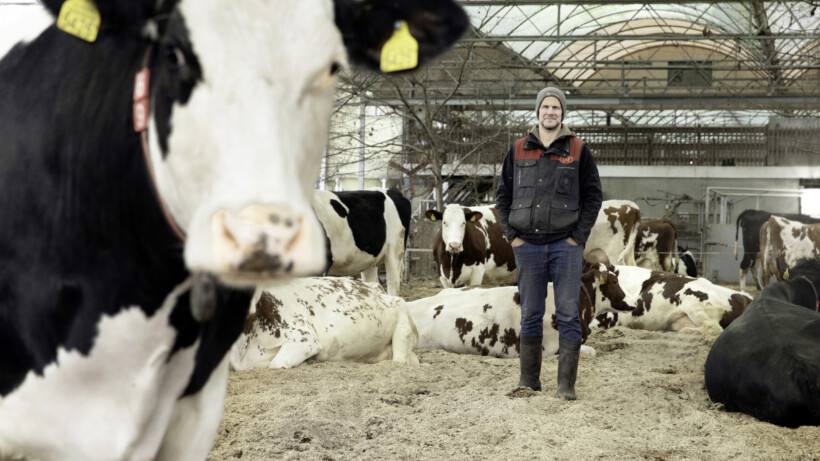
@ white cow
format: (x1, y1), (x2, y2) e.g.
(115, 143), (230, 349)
(585, 200), (642, 266)
(596, 266), (753, 334)
(407, 263), (636, 358)
(312, 189), (410, 295)
(230, 277), (419, 370)
(426, 204), (517, 288)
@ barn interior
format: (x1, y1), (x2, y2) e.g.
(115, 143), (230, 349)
(318, 0), (820, 283)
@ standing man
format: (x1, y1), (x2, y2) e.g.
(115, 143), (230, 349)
(496, 87), (602, 400)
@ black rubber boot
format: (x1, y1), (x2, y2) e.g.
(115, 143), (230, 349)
(517, 335), (543, 391)
(555, 338), (581, 400)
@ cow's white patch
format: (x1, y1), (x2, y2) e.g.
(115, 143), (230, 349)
(148, 0), (344, 281)
(0, 4), (53, 60)
(0, 280), (201, 461)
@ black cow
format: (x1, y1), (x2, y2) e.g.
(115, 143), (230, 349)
(0, 1), (467, 459)
(705, 258), (820, 428)
(312, 188), (411, 296)
(734, 209), (820, 290)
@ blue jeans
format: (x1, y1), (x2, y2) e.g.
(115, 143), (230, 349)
(513, 239), (584, 341)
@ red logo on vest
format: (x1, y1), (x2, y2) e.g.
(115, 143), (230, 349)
(558, 155), (574, 164)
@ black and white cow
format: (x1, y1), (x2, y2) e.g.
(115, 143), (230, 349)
(313, 188), (410, 296)
(705, 258), (820, 427)
(734, 209), (820, 290)
(0, 1), (466, 460)
(674, 246), (698, 278)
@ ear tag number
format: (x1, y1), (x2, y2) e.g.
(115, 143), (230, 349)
(57, 0), (101, 43)
(380, 20), (418, 73)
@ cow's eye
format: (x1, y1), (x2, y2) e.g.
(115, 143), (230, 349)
(163, 46), (186, 69)
(314, 58), (344, 92)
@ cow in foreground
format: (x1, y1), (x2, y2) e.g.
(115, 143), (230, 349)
(313, 188), (410, 295)
(230, 277), (419, 370)
(585, 200), (642, 266)
(0, 1), (466, 460)
(593, 266), (752, 334)
(426, 204), (517, 288)
(734, 209), (820, 290)
(759, 216), (820, 287)
(634, 218), (679, 273)
(705, 258), (820, 427)
(407, 263), (634, 358)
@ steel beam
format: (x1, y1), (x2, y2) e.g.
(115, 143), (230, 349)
(371, 96), (820, 110)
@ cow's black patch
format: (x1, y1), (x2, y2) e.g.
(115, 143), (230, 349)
(152, 10), (203, 157)
(333, 191), (387, 257)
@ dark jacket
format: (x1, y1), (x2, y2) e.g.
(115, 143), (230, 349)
(496, 124), (602, 245)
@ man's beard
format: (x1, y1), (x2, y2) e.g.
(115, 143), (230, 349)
(540, 118), (560, 131)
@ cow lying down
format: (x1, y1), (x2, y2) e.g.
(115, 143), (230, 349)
(592, 266), (752, 335)
(705, 258), (820, 427)
(407, 264), (635, 358)
(230, 277), (419, 369)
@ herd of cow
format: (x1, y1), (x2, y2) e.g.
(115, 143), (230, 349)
(0, 1), (817, 460)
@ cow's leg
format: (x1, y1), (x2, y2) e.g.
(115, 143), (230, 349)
(752, 256), (764, 290)
(269, 338), (321, 368)
(739, 267), (747, 291)
(155, 358), (230, 461)
(384, 249), (403, 296)
(468, 266), (486, 286)
(361, 266), (379, 285)
(390, 307), (420, 366)
(668, 313), (699, 332)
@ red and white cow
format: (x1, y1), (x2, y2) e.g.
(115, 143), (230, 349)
(759, 216), (820, 287)
(312, 188), (410, 296)
(585, 200), (642, 266)
(426, 204), (517, 288)
(594, 266), (752, 334)
(230, 277), (419, 370)
(407, 263), (635, 358)
(634, 218), (680, 273)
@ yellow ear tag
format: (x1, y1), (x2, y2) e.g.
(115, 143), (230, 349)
(380, 21), (418, 73)
(783, 268), (790, 280)
(430, 215), (436, 221)
(469, 215), (477, 222)
(57, 0), (101, 43)
(599, 275), (606, 286)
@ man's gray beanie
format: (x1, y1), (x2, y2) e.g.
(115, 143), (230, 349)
(535, 87), (567, 119)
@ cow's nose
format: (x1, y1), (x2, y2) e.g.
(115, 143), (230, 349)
(447, 242), (463, 253)
(212, 204), (306, 274)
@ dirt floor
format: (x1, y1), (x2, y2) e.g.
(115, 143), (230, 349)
(207, 278), (819, 461)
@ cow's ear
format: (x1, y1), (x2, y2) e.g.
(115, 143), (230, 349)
(425, 210), (442, 222)
(334, 0), (469, 71)
(45, 0), (163, 31)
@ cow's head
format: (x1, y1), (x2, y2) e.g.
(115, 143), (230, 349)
(426, 204), (483, 254)
(581, 263), (635, 316)
(40, 0), (467, 287)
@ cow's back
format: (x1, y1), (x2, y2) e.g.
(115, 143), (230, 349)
(586, 200), (641, 265)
